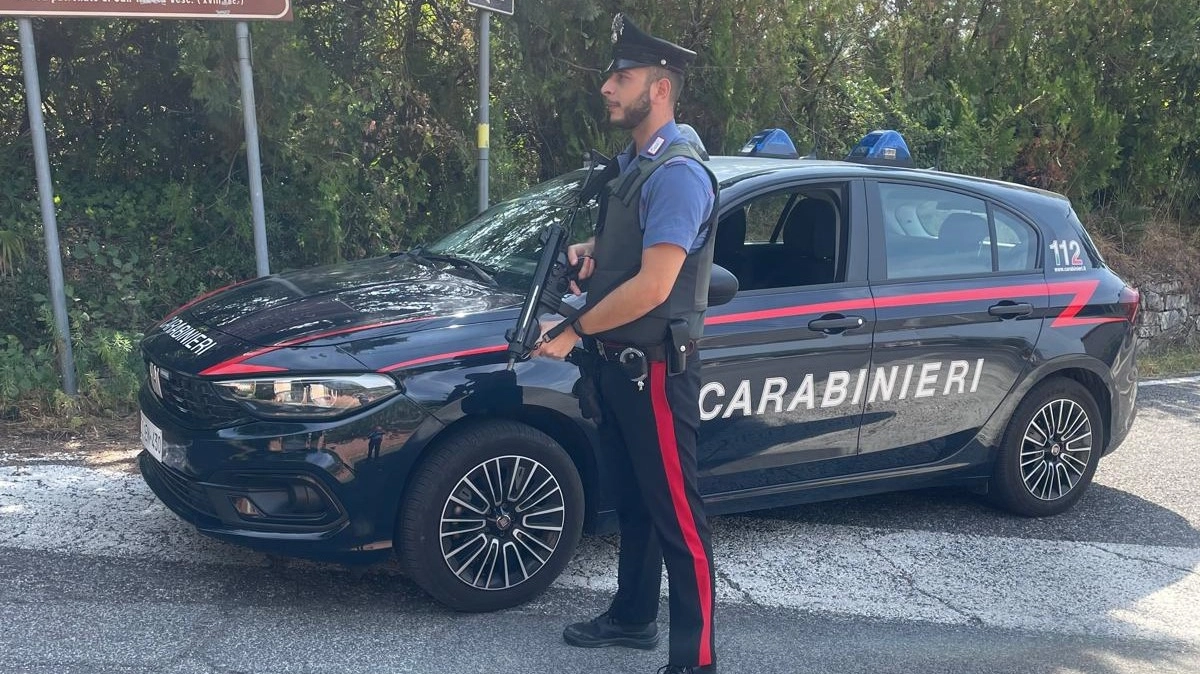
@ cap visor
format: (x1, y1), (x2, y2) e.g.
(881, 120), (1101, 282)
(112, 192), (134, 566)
(604, 58), (655, 74)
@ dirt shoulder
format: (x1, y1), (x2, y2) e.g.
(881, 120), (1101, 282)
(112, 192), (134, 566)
(0, 415), (141, 472)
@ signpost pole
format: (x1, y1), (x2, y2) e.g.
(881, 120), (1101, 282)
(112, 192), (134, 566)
(236, 21), (270, 277)
(477, 9), (490, 214)
(17, 18), (77, 396)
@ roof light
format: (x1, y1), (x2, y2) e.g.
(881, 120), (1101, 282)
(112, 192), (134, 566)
(738, 128), (799, 159)
(845, 130), (913, 167)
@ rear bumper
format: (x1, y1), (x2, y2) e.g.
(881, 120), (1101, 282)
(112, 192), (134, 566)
(1103, 326), (1139, 456)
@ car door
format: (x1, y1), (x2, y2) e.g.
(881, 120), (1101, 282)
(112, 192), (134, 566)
(860, 179), (1045, 468)
(698, 178), (873, 504)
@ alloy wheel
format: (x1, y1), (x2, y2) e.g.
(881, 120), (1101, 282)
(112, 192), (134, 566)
(439, 455), (566, 591)
(1019, 398), (1093, 501)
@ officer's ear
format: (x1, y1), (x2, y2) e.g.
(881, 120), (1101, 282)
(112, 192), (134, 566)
(649, 71), (674, 105)
(648, 67), (681, 105)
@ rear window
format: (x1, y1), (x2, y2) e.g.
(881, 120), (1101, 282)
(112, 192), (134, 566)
(1061, 209), (1105, 270)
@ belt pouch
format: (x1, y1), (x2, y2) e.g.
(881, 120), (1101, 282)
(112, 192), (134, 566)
(667, 318), (689, 375)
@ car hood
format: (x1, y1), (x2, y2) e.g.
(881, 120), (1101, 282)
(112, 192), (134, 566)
(157, 254), (523, 348)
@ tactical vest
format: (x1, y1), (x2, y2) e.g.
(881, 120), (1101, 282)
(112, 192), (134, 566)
(589, 141), (719, 345)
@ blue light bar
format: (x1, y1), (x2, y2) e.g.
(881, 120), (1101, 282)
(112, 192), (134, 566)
(845, 130), (913, 167)
(738, 128), (799, 159)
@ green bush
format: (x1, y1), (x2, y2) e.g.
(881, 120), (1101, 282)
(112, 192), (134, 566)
(0, 324), (142, 418)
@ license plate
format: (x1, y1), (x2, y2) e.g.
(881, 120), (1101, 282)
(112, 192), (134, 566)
(140, 412), (164, 463)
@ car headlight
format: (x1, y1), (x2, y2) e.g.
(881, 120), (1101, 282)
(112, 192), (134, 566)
(212, 374), (398, 419)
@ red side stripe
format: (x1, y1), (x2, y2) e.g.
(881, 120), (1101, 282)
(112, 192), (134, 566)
(648, 361), (713, 667)
(199, 346), (284, 377)
(199, 316), (431, 377)
(377, 345), (508, 373)
(706, 279), (1123, 329)
(705, 297), (874, 325)
(199, 362), (288, 377)
(1045, 280), (1123, 327)
(202, 280), (1122, 377)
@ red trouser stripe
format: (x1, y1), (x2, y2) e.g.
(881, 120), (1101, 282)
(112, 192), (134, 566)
(648, 361), (713, 666)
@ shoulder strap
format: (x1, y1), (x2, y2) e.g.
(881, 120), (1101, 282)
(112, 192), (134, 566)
(612, 142), (706, 207)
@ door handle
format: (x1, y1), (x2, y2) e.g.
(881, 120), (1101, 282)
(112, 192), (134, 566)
(808, 314), (865, 333)
(988, 302), (1034, 318)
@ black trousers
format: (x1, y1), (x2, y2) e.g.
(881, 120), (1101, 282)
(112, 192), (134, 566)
(596, 352), (716, 669)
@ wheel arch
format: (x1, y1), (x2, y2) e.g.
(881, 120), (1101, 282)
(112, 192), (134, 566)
(1023, 356), (1115, 451)
(395, 390), (605, 536)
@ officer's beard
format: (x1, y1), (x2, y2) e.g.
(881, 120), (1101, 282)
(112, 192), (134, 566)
(610, 87), (652, 130)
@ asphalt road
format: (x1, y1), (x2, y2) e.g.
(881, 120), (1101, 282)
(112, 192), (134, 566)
(1, 378), (1198, 674)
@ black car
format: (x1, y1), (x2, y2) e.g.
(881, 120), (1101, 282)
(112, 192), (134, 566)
(138, 130), (1139, 612)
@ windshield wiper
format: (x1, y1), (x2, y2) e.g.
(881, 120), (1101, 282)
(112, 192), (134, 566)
(399, 247), (498, 287)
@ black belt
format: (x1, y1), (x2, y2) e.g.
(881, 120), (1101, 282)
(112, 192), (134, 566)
(595, 340), (694, 363)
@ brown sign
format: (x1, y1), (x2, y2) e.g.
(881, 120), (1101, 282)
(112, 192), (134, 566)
(0, 0), (291, 20)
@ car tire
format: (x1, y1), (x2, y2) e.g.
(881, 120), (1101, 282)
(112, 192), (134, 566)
(397, 419), (585, 611)
(989, 377), (1105, 517)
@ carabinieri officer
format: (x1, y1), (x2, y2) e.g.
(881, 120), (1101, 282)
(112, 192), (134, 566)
(533, 13), (719, 674)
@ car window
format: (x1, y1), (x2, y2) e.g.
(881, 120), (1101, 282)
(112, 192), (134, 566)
(426, 171), (588, 288)
(993, 207), (1038, 271)
(714, 185), (848, 291)
(743, 192), (791, 243)
(879, 183), (990, 279)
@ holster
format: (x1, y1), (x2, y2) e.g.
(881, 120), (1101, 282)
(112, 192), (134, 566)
(567, 342), (603, 422)
(667, 318), (690, 376)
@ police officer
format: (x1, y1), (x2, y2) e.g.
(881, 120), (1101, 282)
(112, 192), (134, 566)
(533, 13), (718, 674)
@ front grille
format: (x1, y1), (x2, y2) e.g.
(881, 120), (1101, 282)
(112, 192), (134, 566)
(139, 453), (220, 525)
(151, 364), (245, 428)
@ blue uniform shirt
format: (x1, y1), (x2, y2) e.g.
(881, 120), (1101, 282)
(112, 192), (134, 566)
(615, 121), (714, 254)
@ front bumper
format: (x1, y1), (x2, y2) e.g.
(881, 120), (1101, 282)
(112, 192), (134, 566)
(136, 383), (434, 561)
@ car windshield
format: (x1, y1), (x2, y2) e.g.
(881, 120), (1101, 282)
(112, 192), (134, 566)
(424, 171), (591, 290)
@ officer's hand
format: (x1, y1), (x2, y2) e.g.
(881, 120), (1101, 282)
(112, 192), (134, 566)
(532, 319), (578, 360)
(567, 243), (595, 296)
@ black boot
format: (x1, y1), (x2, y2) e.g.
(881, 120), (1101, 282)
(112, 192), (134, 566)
(562, 611), (659, 650)
(657, 666), (716, 674)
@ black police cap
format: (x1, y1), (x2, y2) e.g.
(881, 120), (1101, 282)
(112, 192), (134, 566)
(605, 13), (696, 74)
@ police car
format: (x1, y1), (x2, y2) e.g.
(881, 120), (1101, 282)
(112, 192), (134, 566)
(137, 130), (1139, 612)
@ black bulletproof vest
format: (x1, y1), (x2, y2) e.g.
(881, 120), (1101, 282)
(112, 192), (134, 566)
(589, 141), (719, 345)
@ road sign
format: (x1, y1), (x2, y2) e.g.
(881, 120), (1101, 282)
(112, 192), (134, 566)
(0, 0), (292, 20)
(467, 0), (513, 16)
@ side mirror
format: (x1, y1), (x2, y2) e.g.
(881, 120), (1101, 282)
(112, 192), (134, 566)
(708, 264), (739, 307)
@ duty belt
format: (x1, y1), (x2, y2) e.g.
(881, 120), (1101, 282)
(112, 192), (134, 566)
(595, 340), (695, 363)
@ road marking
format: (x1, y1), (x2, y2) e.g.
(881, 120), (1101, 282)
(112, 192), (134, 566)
(1140, 374), (1200, 387)
(3, 464), (1197, 644)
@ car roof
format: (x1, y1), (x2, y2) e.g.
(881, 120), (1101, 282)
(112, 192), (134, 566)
(704, 155), (1070, 207)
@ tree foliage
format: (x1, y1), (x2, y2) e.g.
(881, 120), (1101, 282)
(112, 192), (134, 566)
(0, 0), (1197, 411)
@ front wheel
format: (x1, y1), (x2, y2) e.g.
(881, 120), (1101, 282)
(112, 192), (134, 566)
(989, 377), (1105, 517)
(397, 420), (585, 611)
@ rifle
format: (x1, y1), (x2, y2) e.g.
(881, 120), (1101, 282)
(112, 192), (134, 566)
(504, 152), (613, 370)
(504, 223), (578, 369)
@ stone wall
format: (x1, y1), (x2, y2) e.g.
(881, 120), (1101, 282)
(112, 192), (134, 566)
(1138, 278), (1198, 350)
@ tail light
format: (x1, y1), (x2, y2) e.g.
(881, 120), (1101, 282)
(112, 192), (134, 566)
(1118, 286), (1140, 324)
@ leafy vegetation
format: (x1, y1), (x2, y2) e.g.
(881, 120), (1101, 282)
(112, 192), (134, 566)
(1139, 346), (1200, 379)
(1, 0), (1198, 415)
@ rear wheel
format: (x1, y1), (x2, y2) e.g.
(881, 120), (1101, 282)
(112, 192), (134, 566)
(398, 420), (585, 611)
(990, 377), (1104, 517)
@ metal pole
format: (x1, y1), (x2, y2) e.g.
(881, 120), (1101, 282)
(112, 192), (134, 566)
(236, 22), (270, 277)
(477, 10), (490, 214)
(18, 19), (77, 396)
